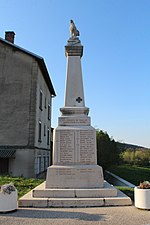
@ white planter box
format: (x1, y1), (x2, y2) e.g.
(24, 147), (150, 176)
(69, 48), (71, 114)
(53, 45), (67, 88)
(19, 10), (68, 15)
(134, 187), (150, 209)
(0, 190), (18, 212)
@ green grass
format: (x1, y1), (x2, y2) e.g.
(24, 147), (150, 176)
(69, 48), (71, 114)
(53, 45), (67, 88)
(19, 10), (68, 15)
(108, 165), (150, 186)
(1, 166), (149, 202)
(0, 176), (44, 198)
(107, 165), (150, 201)
(116, 186), (134, 201)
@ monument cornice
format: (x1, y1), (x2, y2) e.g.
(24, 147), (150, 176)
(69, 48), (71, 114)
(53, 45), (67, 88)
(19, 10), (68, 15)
(60, 106), (89, 116)
(65, 45), (83, 57)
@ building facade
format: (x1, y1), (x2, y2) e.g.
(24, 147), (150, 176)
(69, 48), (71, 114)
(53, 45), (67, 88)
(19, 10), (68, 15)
(0, 32), (56, 178)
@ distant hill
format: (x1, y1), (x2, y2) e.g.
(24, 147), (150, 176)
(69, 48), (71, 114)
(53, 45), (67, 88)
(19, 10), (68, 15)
(116, 142), (149, 152)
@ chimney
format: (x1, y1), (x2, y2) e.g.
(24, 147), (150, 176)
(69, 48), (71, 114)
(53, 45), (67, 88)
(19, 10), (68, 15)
(5, 31), (15, 44)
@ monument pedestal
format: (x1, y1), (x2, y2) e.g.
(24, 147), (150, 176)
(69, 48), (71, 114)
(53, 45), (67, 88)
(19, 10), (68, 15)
(46, 108), (104, 189)
(46, 164), (103, 189)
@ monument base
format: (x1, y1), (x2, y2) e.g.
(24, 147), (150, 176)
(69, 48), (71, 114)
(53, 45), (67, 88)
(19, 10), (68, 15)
(18, 181), (132, 208)
(46, 165), (104, 188)
(33, 181), (117, 198)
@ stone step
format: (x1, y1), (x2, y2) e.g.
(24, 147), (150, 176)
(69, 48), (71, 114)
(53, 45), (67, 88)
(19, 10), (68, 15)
(32, 181), (118, 198)
(18, 181), (132, 208)
(19, 190), (132, 208)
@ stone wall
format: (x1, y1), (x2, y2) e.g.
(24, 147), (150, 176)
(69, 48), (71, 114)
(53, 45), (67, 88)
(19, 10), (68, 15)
(0, 42), (53, 178)
(9, 149), (35, 177)
(0, 42), (32, 145)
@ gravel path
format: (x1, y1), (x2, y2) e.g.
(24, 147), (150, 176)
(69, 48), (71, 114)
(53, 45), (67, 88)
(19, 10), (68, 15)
(0, 206), (150, 225)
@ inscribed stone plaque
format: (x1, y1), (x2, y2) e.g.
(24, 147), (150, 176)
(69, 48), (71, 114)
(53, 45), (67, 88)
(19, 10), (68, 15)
(46, 165), (104, 188)
(59, 130), (74, 163)
(79, 130), (96, 164)
(58, 116), (90, 126)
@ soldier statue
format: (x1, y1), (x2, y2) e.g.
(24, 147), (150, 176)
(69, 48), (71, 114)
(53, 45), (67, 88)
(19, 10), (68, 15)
(70, 20), (80, 39)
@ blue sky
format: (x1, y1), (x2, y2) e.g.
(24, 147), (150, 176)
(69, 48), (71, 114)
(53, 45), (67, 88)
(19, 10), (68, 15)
(0, 0), (150, 148)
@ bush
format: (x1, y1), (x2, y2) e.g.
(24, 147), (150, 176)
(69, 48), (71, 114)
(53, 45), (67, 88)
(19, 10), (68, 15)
(134, 149), (150, 166)
(120, 148), (150, 166)
(120, 149), (135, 165)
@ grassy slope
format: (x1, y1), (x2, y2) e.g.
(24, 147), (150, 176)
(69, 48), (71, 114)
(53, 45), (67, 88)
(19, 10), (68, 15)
(108, 165), (150, 186)
(108, 165), (150, 201)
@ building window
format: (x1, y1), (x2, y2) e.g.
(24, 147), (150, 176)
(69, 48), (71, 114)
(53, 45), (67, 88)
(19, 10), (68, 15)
(48, 104), (50, 120)
(41, 157), (44, 172)
(44, 156), (47, 171)
(39, 89), (43, 110)
(45, 97), (47, 109)
(44, 124), (46, 136)
(38, 121), (42, 142)
(37, 156), (41, 174)
(47, 128), (50, 145)
(47, 156), (50, 166)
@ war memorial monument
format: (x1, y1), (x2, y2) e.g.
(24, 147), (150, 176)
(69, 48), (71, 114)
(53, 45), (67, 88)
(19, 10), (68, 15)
(19, 21), (132, 207)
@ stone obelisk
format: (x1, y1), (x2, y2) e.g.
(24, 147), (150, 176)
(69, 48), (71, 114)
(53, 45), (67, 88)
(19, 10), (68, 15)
(46, 20), (104, 189)
(19, 21), (132, 207)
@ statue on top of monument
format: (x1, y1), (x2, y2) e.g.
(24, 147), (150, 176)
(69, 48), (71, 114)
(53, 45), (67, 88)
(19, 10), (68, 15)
(70, 20), (80, 39)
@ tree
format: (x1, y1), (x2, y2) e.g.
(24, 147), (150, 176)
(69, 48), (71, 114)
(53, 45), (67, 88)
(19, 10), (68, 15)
(96, 130), (117, 170)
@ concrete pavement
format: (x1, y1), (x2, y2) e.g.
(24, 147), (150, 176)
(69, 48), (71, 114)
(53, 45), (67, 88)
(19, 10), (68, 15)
(0, 206), (150, 225)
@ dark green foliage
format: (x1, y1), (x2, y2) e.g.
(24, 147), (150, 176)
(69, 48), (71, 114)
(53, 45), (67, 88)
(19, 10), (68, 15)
(96, 130), (118, 170)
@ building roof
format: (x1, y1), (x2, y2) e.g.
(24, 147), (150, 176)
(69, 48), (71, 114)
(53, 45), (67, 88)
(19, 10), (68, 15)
(0, 37), (56, 96)
(0, 149), (16, 158)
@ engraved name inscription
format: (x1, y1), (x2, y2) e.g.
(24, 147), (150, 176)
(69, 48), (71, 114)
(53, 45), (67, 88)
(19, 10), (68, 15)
(59, 130), (74, 163)
(79, 130), (96, 164)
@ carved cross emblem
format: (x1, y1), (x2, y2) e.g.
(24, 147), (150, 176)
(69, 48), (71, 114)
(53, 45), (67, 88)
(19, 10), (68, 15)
(76, 97), (82, 103)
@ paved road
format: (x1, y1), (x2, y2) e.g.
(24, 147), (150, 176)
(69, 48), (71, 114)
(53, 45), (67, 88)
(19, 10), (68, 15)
(0, 206), (150, 225)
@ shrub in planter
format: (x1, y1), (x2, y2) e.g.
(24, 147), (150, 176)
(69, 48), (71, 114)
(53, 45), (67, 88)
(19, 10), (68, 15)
(0, 183), (18, 212)
(139, 181), (150, 189)
(134, 181), (150, 210)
